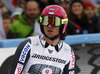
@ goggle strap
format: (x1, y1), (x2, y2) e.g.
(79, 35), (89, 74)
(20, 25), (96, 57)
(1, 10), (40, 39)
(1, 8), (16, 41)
(62, 18), (68, 24)
(40, 16), (42, 23)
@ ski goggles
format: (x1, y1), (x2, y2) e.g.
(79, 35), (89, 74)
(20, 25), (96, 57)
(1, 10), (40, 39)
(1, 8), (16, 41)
(40, 15), (68, 27)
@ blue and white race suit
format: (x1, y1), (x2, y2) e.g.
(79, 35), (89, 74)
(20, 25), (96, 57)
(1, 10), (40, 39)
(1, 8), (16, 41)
(9, 36), (75, 74)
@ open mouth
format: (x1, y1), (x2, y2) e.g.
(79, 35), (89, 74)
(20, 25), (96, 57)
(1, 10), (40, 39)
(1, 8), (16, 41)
(48, 30), (53, 32)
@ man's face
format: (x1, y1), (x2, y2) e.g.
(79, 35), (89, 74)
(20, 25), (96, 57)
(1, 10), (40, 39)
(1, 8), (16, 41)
(3, 19), (11, 33)
(44, 24), (60, 38)
(25, 1), (40, 19)
(59, 1), (70, 13)
(20, 0), (26, 10)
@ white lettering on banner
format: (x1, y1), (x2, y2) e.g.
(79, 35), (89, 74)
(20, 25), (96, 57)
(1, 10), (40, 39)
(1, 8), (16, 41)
(69, 51), (75, 69)
(15, 63), (23, 74)
(69, 70), (74, 74)
(19, 42), (31, 63)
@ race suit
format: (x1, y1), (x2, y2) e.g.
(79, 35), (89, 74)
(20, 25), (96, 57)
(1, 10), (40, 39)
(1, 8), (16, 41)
(9, 36), (75, 74)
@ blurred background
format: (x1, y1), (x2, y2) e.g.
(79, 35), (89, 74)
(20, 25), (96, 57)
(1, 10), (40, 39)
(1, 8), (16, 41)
(0, 0), (100, 74)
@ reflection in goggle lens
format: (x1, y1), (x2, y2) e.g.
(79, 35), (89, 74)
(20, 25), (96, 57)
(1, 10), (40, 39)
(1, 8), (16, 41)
(40, 15), (68, 27)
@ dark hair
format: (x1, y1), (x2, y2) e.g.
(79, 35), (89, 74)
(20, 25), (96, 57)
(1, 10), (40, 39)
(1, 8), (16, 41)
(60, 31), (67, 40)
(60, 25), (67, 40)
(2, 13), (11, 20)
(24, 0), (40, 9)
(70, 0), (84, 8)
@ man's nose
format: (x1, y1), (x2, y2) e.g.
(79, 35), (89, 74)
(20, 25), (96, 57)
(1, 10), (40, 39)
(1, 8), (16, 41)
(48, 24), (53, 28)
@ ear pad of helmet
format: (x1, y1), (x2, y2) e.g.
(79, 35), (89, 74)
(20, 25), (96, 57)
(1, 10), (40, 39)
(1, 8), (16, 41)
(59, 25), (64, 35)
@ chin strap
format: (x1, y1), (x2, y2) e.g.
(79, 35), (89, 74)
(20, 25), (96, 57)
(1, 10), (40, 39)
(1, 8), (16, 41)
(44, 33), (60, 41)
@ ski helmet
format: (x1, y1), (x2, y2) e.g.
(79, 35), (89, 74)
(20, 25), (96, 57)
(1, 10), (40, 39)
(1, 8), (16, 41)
(40, 5), (68, 40)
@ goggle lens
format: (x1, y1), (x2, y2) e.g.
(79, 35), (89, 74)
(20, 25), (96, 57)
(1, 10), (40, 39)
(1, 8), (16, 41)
(42, 15), (61, 27)
(40, 15), (68, 27)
